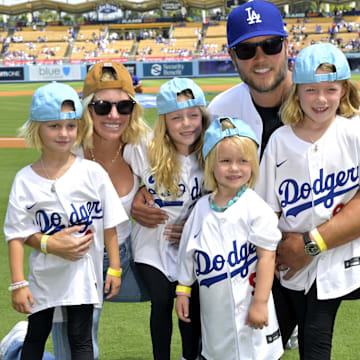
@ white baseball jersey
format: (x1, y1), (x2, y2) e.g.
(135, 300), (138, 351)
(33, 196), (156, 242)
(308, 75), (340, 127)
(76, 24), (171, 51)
(207, 83), (264, 156)
(177, 189), (283, 360)
(4, 157), (128, 314)
(256, 115), (360, 299)
(124, 135), (203, 281)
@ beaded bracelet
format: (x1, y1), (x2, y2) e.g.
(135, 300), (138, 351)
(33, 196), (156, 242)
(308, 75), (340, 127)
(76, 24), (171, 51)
(8, 280), (29, 291)
(176, 285), (192, 297)
(107, 267), (122, 277)
(41, 235), (49, 254)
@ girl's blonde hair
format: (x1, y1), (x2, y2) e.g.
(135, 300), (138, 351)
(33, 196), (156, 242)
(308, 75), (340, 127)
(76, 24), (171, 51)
(148, 89), (210, 198)
(281, 63), (360, 126)
(18, 100), (90, 151)
(204, 119), (259, 192)
(82, 67), (150, 149)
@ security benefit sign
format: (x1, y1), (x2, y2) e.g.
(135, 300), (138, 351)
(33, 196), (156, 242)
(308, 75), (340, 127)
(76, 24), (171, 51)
(29, 65), (82, 81)
(0, 67), (24, 81)
(143, 62), (193, 77)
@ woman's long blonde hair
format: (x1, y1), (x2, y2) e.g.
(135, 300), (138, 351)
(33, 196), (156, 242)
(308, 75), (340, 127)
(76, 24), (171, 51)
(81, 68), (150, 149)
(281, 63), (360, 126)
(148, 90), (210, 198)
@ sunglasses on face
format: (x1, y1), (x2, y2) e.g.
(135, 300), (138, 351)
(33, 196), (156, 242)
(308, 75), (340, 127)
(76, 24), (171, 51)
(231, 36), (285, 60)
(89, 99), (136, 116)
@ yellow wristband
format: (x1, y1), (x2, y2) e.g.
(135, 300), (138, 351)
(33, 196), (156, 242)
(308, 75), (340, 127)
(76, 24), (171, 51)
(311, 228), (327, 252)
(41, 235), (49, 254)
(176, 285), (192, 296)
(107, 267), (122, 277)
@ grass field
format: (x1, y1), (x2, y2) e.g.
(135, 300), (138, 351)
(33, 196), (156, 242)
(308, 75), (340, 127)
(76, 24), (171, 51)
(0, 77), (360, 359)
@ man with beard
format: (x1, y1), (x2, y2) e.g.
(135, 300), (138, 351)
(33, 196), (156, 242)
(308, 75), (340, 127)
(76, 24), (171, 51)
(207, 0), (290, 159)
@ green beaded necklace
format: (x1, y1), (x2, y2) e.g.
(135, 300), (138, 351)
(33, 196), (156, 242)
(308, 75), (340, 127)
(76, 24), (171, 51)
(210, 185), (247, 212)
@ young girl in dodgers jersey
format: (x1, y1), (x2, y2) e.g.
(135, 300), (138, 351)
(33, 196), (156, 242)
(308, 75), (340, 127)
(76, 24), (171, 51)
(3, 82), (127, 360)
(256, 43), (360, 360)
(123, 77), (209, 360)
(176, 117), (283, 360)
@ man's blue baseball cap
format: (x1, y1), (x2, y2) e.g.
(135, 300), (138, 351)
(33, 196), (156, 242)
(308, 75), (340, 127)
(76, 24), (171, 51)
(156, 77), (206, 115)
(292, 43), (351, 84)
(203, 117), (259, 159)
(227, 0), (288, 48)
(29, 82), (82, 122)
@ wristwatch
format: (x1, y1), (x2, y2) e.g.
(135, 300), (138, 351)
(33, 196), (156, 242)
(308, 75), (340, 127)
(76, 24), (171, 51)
(303, 232), (321, 256)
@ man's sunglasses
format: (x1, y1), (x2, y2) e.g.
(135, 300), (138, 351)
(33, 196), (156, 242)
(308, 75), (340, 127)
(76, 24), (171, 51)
(231, 36), (285, 60)
(89, 99), (136, 116)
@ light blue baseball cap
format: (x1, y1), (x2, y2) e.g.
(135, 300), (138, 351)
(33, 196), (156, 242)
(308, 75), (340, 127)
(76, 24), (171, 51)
(203, 117), (259, 159)
(29, 82), (83, 122)
(292, 43), (351, 84)
(156, 77), (206, 115)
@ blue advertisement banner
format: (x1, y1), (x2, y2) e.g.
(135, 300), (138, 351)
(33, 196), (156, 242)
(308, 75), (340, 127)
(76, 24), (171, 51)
(0, 67), (24, 81)
(199, 60), (236, 75)
(143, 62), (193, 77)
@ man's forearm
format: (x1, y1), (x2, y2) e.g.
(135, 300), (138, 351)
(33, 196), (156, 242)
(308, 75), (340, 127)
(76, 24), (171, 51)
(317, 191), (360, 249)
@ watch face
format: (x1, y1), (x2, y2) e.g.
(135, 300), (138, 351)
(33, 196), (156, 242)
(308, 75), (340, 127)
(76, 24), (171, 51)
(305, 243), (320, 256)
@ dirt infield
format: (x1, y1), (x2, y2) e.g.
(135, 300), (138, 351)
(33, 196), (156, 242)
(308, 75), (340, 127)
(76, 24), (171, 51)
(0, 83), (232, 148)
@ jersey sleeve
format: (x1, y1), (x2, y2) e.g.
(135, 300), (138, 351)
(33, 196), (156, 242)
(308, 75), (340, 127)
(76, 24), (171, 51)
(247, 190), (281, 251)
(123, 135), (149, 179)
(255, 135), (282, 213)
(4, 173), (39, 242)
(176, 202), (200, 286)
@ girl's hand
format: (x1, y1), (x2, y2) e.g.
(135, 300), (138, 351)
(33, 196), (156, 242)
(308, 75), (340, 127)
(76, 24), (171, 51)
(131, 187), (168, 228)
(12, 287), (34, 314)
(104, 274), (121, 299)
(164, 222), (185, 245)
(245, 301), (268, 329)
(175, 295), (191, 323)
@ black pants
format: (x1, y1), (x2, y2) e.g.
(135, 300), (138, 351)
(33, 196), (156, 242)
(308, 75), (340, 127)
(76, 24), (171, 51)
(21, 304), (94, 360)
(272, 276), (297, 347)
(137, 263), (201, 360)
(287, 283), (360, 360)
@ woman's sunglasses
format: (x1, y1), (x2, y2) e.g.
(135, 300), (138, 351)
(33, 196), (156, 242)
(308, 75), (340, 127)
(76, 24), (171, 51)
(89, 99), (136, 116)
(231, 36), (285, 60)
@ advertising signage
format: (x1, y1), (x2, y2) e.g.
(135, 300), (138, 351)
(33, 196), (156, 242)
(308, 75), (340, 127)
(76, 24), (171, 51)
(0, 67), (24, 81)
(143, 62), (192, 77)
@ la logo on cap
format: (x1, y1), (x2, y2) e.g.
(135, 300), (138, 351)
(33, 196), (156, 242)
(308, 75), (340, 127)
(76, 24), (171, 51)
(245, 7), (262, 24)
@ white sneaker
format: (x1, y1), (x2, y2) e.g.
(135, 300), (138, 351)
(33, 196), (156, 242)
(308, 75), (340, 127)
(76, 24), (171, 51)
(285, 325), (299, 350)
(0, 321), (28, 359)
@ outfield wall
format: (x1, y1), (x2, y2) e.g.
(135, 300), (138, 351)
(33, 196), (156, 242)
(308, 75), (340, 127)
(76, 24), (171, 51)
(2, 56), (360, 83)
